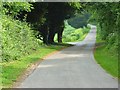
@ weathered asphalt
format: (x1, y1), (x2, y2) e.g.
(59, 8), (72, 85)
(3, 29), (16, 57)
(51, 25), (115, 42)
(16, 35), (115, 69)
(18, 25), (118, 88)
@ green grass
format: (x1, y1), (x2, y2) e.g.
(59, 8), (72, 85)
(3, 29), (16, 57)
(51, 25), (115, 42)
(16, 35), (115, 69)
(94, 32), (118, 78)
(1, 44), (70, 88)
(94, 45), (118, 77)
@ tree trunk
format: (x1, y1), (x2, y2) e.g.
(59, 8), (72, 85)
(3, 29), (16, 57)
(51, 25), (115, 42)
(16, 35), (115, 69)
(58, 29), (63, 43)
(57, 22), (64, 43)
(43, 34), (48, 44)
(48, 29), (55, 44)
(40, 22), (49, 44)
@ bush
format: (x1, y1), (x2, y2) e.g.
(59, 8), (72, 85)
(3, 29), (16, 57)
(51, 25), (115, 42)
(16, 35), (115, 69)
(1, 15), (41, 62)
(96, 24), (118, 56)
(62, 22), (90, 42)
(106, 33), (118, 53)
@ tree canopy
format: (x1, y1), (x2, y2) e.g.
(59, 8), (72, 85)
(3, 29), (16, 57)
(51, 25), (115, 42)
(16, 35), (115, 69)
(1, 2), (119, 61)
(85, 2), (119, 51)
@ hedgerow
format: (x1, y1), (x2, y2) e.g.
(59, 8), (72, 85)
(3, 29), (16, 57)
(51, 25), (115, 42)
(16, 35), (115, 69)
(1, 2), (41, 62)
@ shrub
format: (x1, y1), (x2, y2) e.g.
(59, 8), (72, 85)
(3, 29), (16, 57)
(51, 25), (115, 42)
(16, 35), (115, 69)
(1, 15), (41, 62)
(62, 22), (90, 42)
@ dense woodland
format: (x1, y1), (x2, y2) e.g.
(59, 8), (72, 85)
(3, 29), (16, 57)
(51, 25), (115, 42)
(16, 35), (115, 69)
(1, 2), (119, 62)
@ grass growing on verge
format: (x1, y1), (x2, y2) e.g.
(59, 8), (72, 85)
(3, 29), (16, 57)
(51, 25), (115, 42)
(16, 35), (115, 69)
(94, 32), (118, 78)
(94, 45), (118, 77)
(2, 44), (71, 88)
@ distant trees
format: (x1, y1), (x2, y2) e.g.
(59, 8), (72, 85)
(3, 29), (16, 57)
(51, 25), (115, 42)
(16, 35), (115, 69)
(61, 21), (90, 42)
(67, 12), (90, 28)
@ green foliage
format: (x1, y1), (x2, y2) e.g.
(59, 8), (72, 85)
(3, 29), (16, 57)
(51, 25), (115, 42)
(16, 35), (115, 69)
(94, 45), (118, 78)
(1, 2), (41, 62)
(61, 21), (90, 42)
(69, 2), (81, 10)
(68, 12), (90, 28)
(86, 2), (120, 53)
(1, 15), (41, 62)
(95, 25), (118, 78)
(0, 2), (81, 61)
(3, 2), (33, 17)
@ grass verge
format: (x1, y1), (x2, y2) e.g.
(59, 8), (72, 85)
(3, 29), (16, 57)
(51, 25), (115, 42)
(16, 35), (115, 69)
(94, 44), (118, 77)
(94, 33), (118, 78)
(1, 44), (71, 88)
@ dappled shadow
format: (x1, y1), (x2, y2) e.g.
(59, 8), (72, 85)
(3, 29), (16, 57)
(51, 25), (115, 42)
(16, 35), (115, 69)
(37, 54), (92, 69)
(95, 42), (106, 48)
(60, 28), (96, 55)
(39, 43), (73, 51)
(59, 43), (94, 55)
(50, 43), (73, 46)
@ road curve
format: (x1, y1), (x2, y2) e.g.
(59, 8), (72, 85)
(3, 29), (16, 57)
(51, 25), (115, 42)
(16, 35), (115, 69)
(18, 26), (118, 88)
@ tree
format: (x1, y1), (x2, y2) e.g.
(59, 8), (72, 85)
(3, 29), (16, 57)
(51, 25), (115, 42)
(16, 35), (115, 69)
(84, 2), (120, 51)
(47, 2), (81, 44)
(67, 12), (90, 28)
(3, 2), (33, 18)
(21, 2), (81, 44)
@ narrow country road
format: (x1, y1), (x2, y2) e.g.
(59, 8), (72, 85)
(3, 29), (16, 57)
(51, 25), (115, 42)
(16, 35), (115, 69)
(18, 25), (118, 88)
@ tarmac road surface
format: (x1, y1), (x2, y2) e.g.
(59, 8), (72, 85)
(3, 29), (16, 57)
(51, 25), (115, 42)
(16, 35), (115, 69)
(18, 25), (118, 88)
